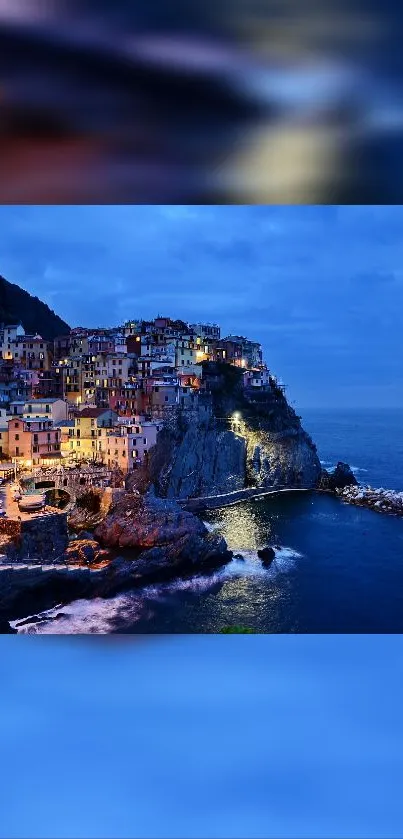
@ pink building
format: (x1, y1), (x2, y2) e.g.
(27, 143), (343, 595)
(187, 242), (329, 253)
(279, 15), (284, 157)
(7, 417), (61, 467)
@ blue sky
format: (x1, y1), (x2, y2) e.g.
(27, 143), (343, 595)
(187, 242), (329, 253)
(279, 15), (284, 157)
(0, 205), (402, 408)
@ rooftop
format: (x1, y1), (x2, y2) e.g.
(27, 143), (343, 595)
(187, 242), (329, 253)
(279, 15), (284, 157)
(25, 398), (64, 404)
(79, 408), (109, 418)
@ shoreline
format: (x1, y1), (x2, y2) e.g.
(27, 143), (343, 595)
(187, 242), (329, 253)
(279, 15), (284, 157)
(2, 479), (402, 632)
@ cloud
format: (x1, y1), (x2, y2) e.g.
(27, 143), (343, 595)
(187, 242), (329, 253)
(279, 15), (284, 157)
(1, 204), (403, 406)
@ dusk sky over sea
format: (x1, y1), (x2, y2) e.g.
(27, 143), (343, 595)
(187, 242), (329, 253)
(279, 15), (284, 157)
(1, 204), (402, 408)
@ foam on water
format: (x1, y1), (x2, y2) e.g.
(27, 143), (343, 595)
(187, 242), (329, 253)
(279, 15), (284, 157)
(12, 545), (303, 634)
(11, 594), (150, 635)
(202, 520), (220, 532)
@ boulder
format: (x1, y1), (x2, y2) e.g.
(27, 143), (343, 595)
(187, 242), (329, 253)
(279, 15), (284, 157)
(318, 461), (358, 492)
(63, 539), (102, 566)
(95, 493), (232, 574)
(257, 546), (275, 567)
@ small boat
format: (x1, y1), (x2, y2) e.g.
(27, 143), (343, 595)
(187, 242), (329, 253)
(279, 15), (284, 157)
(18, 492), (46, 512)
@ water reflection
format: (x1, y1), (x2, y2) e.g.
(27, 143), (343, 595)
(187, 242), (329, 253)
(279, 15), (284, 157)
(204, 502), (277, 551)
(1, 635), (403, 837)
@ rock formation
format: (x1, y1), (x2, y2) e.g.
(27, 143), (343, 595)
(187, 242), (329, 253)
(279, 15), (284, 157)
(257, 546), (276, 567)
(95, 493), (231, 574)
(318, 461), (358, 491)
(147, 362), (321, 499)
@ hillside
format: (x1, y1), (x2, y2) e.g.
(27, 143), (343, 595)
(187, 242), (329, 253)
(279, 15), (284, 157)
(0, 274), (70, 339)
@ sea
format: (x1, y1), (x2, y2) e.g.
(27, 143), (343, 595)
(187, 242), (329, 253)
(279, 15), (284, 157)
(12, 408), (403, 634)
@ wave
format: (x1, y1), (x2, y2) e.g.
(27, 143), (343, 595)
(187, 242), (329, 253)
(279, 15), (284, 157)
(202, 520), (221, 532)
(11, 594), (149, 635)
(12, 545), (303, 634)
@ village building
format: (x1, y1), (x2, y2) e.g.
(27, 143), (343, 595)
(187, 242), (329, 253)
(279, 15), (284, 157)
(7, 416), (61, 467)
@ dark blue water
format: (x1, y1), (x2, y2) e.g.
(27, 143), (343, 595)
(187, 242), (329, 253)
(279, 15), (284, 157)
(303, 408), (403, 492)
(15, 409), (403, 634)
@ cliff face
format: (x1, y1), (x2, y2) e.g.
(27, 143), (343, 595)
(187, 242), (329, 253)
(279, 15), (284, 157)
(147, 363), (321, 499)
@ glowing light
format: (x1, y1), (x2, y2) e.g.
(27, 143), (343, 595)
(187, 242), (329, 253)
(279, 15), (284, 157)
(233, 412), (241, 421)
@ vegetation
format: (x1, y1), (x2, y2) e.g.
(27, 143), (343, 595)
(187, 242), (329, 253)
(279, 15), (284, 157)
(0, 274), (70, 339)
(219, 625), (256, 634)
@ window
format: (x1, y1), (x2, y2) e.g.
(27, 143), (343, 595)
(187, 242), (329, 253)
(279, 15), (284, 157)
(77, 441), (80, 447)
(15, 434), (19, 441)
(143, 438), (147, 444)
(46, 405), (50, 413)
(15, 447), (19, 455)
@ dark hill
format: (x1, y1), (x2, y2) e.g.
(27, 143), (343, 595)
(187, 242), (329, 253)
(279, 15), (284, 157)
(0, 274), (70, 339)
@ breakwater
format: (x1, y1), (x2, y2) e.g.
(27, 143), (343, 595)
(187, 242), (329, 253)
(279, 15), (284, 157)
(335, 485), (403, 515)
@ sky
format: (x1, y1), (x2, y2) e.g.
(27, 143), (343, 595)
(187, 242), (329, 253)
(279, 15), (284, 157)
(0, 204), (402, 409)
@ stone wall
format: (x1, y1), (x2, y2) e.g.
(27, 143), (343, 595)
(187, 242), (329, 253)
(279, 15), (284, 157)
(0, 513), (69, 564)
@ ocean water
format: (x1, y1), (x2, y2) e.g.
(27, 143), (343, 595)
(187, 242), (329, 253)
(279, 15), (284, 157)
(13, 408), (403, 635)
(303, 408), (403, 492)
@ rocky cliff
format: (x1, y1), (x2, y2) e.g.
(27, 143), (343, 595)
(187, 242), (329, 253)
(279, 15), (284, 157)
(146, 362), (321, 499)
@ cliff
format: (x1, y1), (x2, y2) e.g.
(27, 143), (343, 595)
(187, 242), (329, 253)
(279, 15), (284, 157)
(0, 274), (70, 339)
(146, 362), (321, 499)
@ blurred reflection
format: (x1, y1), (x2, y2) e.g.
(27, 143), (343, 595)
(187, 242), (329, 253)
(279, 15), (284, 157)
(1, 635), (403, 838)
(1, 1), (403, 201)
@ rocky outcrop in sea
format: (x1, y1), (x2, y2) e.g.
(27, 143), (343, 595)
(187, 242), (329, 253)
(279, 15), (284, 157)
(318, 462), (358, 491)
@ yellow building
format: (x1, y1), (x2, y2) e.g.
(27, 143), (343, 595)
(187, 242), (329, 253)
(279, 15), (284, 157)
(68, 408), (118, 462)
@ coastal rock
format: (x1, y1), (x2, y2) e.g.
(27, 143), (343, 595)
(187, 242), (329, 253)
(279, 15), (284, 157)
(94, 493), (232, 574)
(63, 539), (106, 566)
(336, 485), (403, 516)
(257, 546), (275, 567)
(319, 462), (358, 491)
